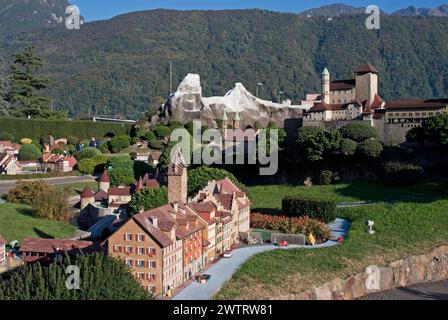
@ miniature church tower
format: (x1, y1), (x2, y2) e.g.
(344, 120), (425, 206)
(322, 67), (331, 104)
(167, 148), (188, 204)
(233, 112), (241, 129)
(98, 171), (110, 192)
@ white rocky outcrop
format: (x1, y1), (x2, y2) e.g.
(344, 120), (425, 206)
(153, 74), (303, 127)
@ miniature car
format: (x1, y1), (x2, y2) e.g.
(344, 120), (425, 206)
(222, 252), (233, 258)
(277, 241), (289, 247)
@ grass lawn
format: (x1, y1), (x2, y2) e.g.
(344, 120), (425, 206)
(0, 203), (77, 243)
(215, 198), (448, 299)
(248, 181), (446, 215)
(54, 181), (99, 196)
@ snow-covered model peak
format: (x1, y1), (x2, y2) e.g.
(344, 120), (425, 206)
(175, 73), (202, 97)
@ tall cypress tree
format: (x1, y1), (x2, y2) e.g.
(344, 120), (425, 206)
(0, 55), (9, 116)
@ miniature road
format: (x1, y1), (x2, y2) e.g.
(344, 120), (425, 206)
(0, 175), (96, 195)
(359, 280), (448, 300)
(173, 218), (351, 300)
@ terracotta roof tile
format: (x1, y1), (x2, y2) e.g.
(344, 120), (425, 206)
(99, 171), (110, 183)
(20, 238), (93, 254)
(80, 187), (95, 198)
(385, 99), (448, 110)
(354, 62), (379, 74)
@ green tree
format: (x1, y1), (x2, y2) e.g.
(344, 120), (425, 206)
(6, 47), (66, 119)
(0, 56), (9, 115)
(73, 147), (101, 161)
(339, 123), (377, 142)
(296, 126), (340, 162)
(0, 132), (14, 141)
(153, 125), (172, 139)
(110, 135), (131, 153)
(423, 114), (448, 146)
(187, 166), (239, 196)
(357, 139), (383, 157)
(128, 187), (168, 215)
(340, 138), (358, 156)
(109, 167), (135, 187)
(18, 143), (42, 160)
(0, 253), (152, 300)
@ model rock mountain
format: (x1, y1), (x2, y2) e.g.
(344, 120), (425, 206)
(153, 74), (303, 127)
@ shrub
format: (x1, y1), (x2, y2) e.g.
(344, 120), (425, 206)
(73, 147), (101, 161)
(357, 139), (383, 157)
(131, 120), (148, 138)
(250, 213), (331, 244)
(20, 138), (33, 145)
(254, 121), (263, 130)
(339, 123), (377, 142)
(98, 142), (110, 154)
(148, 139), (164, 150)
(67, 136), (79, 145)
(109, 167), (135, 187)
(78, 158), (96, 175)
(31, 186), (70, 221)
(319, 170), (334, 185)
(128, 187), (168, 215)
(381, 161), (424, 188)
(340, 138), (358, 156)
(51, 149), (65, 155)
(18, 144), (42, 161)
(110, 135), (131, 153)
(282, 196), (337, 223)
(144, 131), (156, 141)
(153, 125), (172, 139)
(168, 121), (183, 130)
(131, 137), (140, 145)
(0, 132), (14, 141)
(7, 180), (53, 205)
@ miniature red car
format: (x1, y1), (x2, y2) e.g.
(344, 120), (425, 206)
(277, 241), (289, 247)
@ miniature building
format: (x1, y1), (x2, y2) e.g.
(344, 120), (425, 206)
(0, 153), (21, 175)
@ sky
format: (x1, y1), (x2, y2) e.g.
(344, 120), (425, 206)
(70, 0), (448, 22)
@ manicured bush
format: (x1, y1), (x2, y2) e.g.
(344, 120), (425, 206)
(109, 167), (135, 187)
(144, 131), (156, 141)
(0, 132), (14, 141)
(67, 136), (79, 145)
(282, 196), (337, 223)
(73, 147), (101, 161)
(153, 125), (172, 139)
(148, 139), (164, 150)
(98, 142), (110, 154)
(128, 187), (168, 215)
(78, 158), (96, 175)
(339, 123), (377, 142)
(340, 138), (358, 156)
(110, 135), (131, 153)
(381, 161), (424, 188)
(250, 213), (331, 244)
(18, 144), (42, 161)
(357, 139), (383, 157)
(319, 170), (334, 185)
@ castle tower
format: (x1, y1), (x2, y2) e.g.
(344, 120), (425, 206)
(321, 68), (331, 104)
(80, 188), (95, 210)
(98, 170), (110, 192)
(355, 62), (379, 104)
(233, 113), (241, 129)
(167, 149), (188, 204)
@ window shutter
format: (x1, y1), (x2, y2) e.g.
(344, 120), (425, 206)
(153, 261), (157, 268)
(123, 234), (127, 241)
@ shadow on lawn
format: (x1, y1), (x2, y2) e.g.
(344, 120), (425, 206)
(33, 228), (55, 239)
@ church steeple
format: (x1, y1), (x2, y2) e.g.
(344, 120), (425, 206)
(322, 68), (330, 104)
(167, 149), (188, 204)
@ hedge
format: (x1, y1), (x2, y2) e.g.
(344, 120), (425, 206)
(281, 196), (337, 223)
(0, 118), (132, 141)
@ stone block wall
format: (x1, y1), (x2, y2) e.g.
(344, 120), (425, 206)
(278, 246), (448, 300)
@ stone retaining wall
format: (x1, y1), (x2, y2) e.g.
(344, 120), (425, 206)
(284, 246), (448, 300)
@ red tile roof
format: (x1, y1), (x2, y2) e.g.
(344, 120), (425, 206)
(108, 187), (132, 196)
(354, 62), (379, 74)
(20, 238), (93, 254)
(330, 79), (356, 91)
(99, 171), (110, 183)
(94, 189), (109, 202)
(385, 99), (448, 110)
(80, 187), (95, 198)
